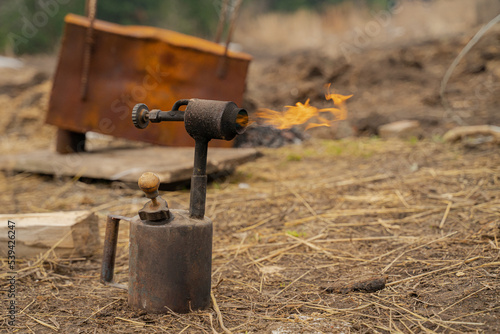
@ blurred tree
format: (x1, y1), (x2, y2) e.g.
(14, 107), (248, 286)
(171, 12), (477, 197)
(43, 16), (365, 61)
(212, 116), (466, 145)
(96, 0), (165, 25)
(158, 0), (219, 39)
(265, 0), (343, 12)
(0, 0), (83, 54)
(0, 0), (392, 55)
(251, 0), (391, 11)
(0, 0), (169, 55)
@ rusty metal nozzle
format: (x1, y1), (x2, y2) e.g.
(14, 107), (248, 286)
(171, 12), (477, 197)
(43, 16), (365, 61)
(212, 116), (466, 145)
(138, 172), (172, 222)
(184, 99), (248, 141)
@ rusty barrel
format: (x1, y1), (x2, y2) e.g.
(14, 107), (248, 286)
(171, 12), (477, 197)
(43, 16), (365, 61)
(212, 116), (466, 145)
(128, 209), (213, 313)
(47, 14), (251, 148)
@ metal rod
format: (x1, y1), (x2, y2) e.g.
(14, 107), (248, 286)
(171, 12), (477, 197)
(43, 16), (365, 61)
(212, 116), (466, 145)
(189, 139), (209, 219)
(101, 216), (120, 284)
(80, 0), (97, 100)
(157, 110), (185, 122)
(214, 0), (230, 43)
(217, 0), (243, 78)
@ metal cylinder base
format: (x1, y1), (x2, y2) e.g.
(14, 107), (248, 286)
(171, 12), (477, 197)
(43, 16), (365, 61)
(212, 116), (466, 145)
(128, 209), (213, 313)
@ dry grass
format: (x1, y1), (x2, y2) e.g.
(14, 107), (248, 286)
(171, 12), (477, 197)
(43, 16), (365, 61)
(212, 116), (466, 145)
(0, 9), (499, 330)
(1, 137), (499, 333)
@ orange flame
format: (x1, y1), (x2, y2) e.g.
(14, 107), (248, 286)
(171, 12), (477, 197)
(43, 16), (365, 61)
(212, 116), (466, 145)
(256, 84), (352, 130)
(236, 113), (249, 127)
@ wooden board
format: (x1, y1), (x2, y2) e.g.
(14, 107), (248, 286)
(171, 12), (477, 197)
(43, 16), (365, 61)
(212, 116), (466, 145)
(0, 211), (99, 258)
(0, 147), (260, 184)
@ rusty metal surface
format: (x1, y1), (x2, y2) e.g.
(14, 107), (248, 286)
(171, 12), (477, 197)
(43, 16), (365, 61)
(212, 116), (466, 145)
(190, 139), (209, 219)
(129, 209), (213, 313)
(99, 100), (250, 313)
(47, 14), (251, 147)
(184, 99), (247, 141)
(138, 195), (171, 222)
(101, 214), (137, 287)
(101, 172), (213, 313)
(56, 128), (86, 153)
(183, 99), (248, 218)
(100, 216), (120, 284)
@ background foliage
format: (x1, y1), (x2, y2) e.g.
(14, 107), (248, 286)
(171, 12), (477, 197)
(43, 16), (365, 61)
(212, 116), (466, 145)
(0, 0), (391, 55)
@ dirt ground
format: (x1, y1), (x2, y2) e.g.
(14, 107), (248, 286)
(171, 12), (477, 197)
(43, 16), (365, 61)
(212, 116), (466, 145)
(244, 26), (500, 139)
(1, 8), (500, 334)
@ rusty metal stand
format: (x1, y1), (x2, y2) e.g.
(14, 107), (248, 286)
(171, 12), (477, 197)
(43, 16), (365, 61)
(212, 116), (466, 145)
(55, 128), (86, 154)
(189, 139), (209, 219)
(100, 99), (248, 314)
(132, 99), (248, 219)
(54, 0), (97, 154)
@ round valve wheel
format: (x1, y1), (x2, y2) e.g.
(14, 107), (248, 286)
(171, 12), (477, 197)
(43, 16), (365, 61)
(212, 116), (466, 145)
(132, 103), (150, 129)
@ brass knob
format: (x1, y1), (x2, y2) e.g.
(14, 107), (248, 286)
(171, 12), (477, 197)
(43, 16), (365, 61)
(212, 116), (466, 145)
(138, 172), (160, 199)
(138, 172), (171, 222)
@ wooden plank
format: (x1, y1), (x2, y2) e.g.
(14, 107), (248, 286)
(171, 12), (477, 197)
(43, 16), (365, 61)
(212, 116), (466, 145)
(0, 211), (99, 258)
(443, 125), (500, 143)
(0, 147), (260, 184)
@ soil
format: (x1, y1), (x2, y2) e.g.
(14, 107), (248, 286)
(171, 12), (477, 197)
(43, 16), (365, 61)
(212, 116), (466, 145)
(0, 19), (499, 334)
(245, 27), (500, 138)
